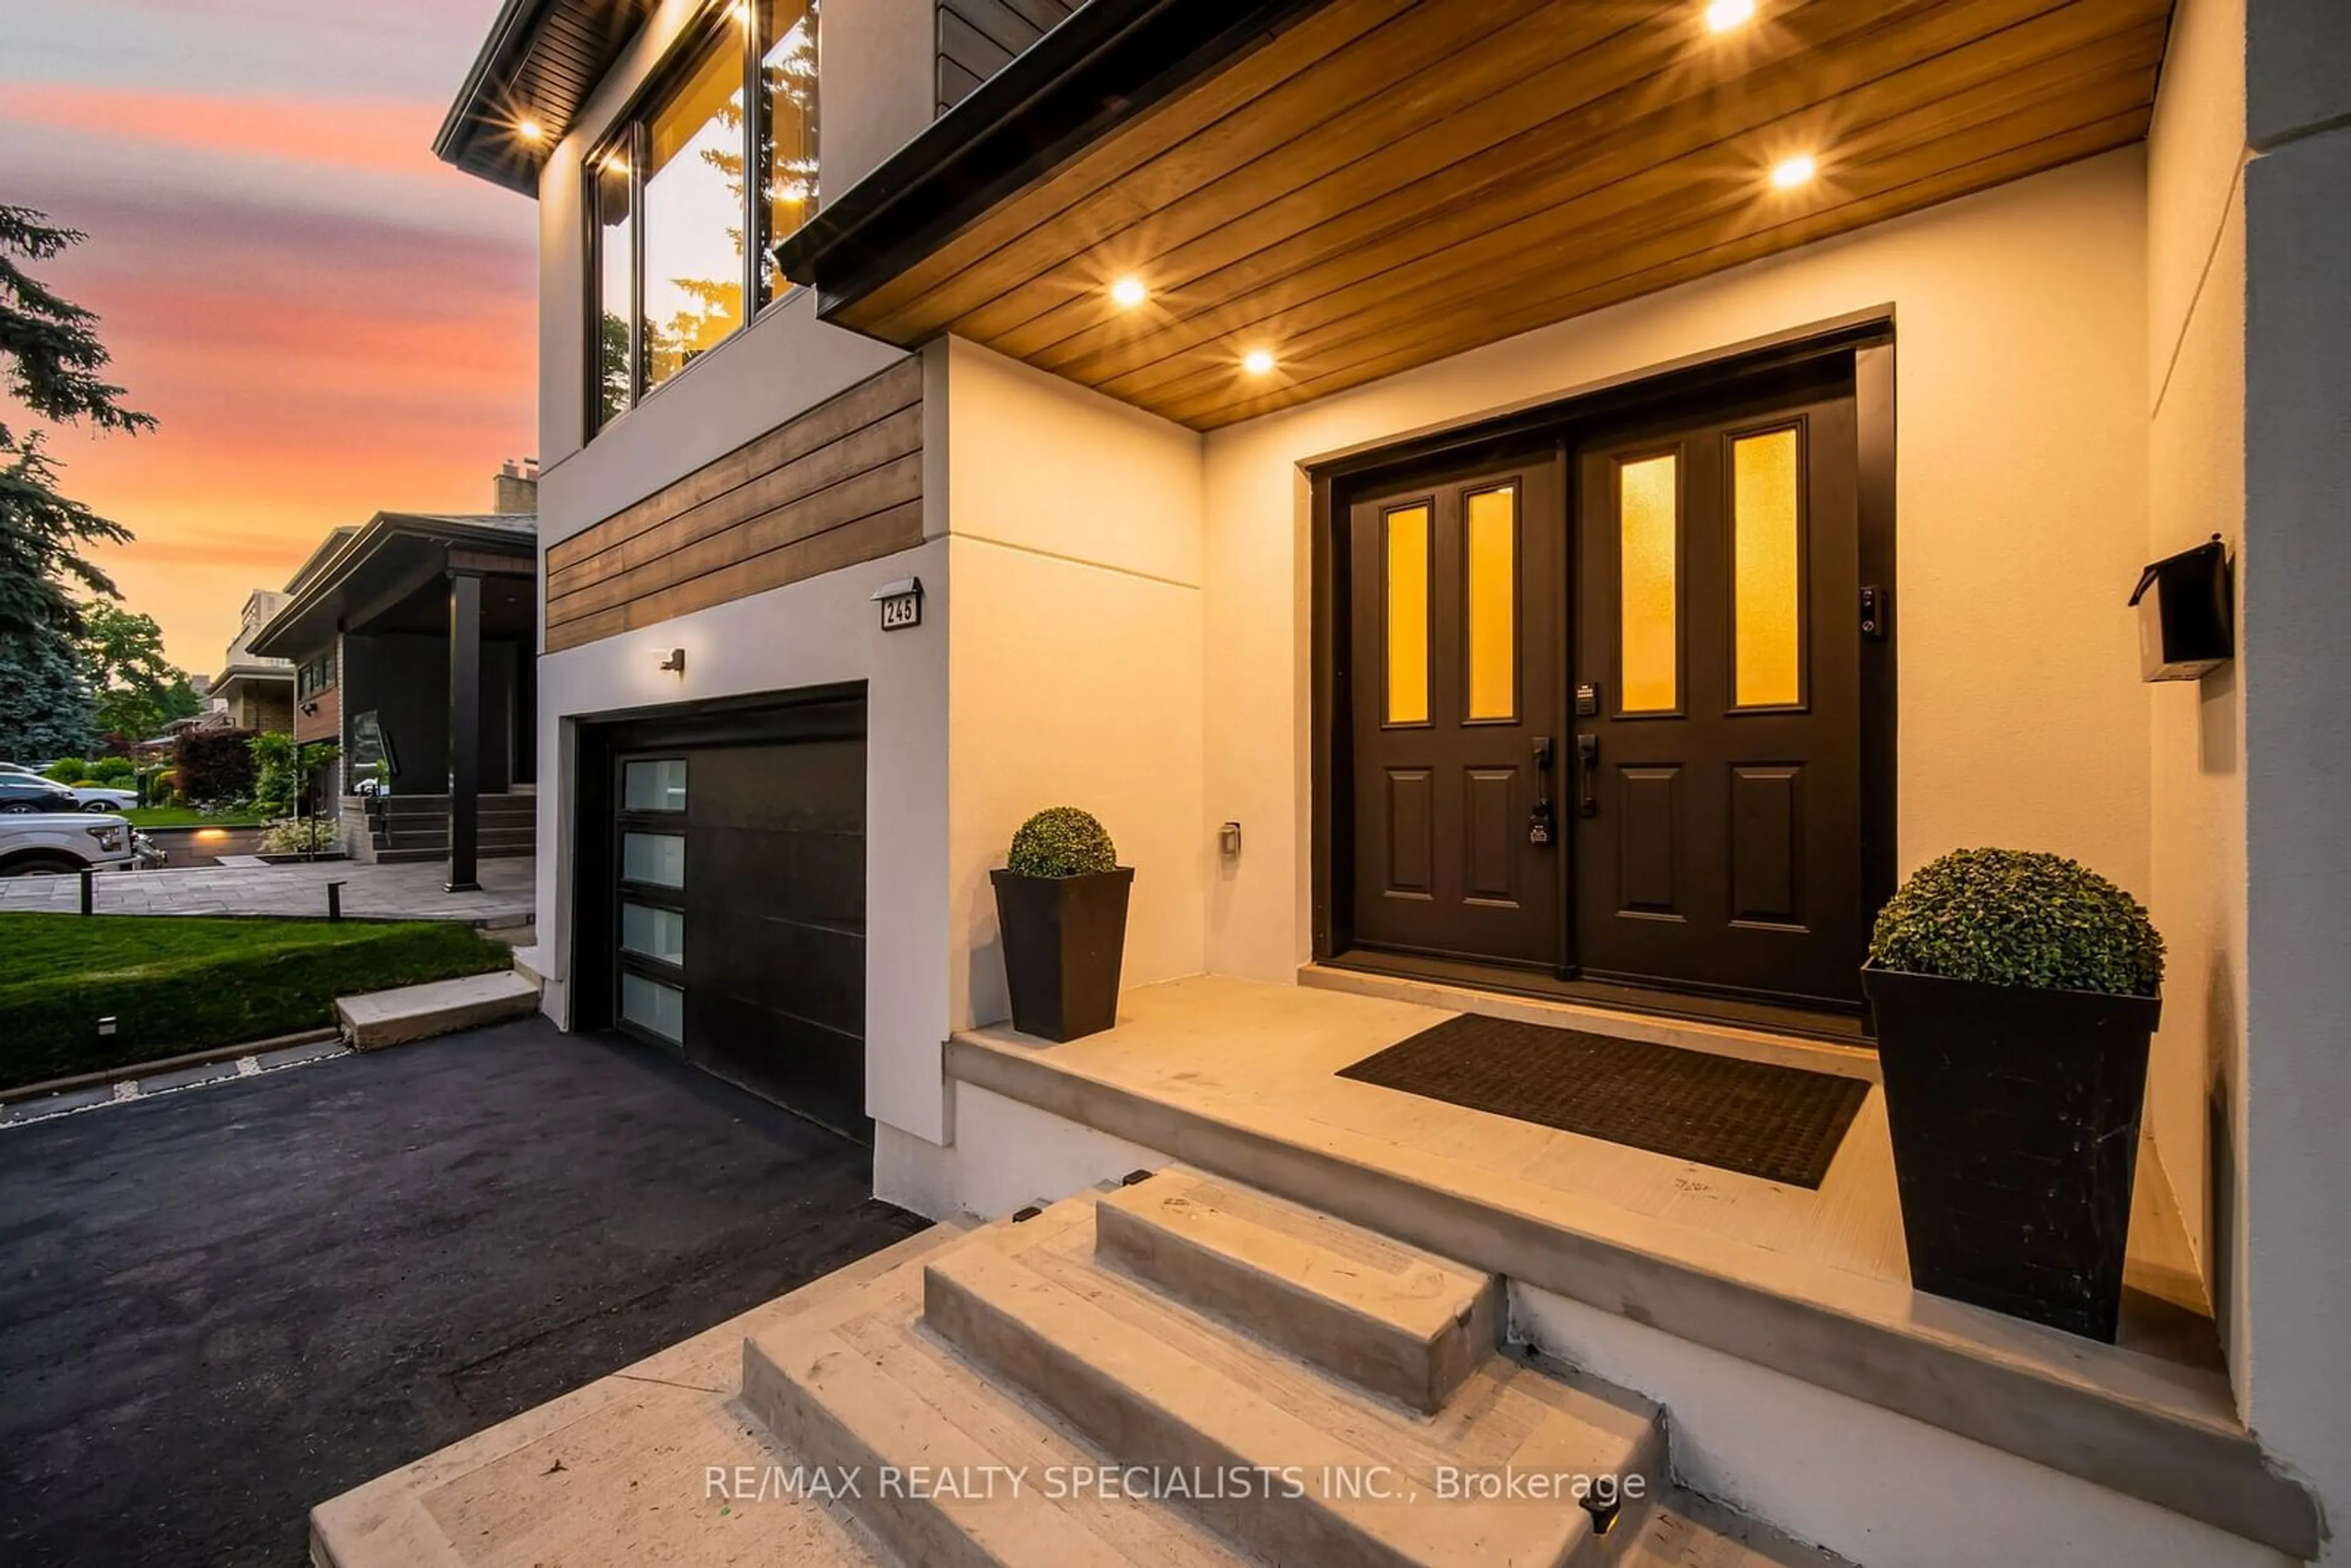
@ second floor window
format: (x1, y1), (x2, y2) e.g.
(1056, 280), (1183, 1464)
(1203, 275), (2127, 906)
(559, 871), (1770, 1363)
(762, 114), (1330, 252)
(593, 0), (819, 431)
(298, 651), (336, 699)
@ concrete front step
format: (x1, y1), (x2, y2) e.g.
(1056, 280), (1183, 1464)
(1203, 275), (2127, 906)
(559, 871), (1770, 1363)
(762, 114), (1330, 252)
(743, 1179), (1693, 1568)
(335, 969), (541, 1048)
(742, 1225), (1259, 1568)
(1096, 1168), (1499, 1414)
(921, 1195), (1663, 1567)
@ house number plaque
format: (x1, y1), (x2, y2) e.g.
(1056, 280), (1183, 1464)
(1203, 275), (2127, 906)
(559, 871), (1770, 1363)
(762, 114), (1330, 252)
(872, 576), (924, 631)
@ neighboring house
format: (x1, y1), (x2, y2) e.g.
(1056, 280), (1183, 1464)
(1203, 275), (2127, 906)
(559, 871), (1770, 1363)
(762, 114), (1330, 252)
(427, 1), (2348, 1564)
(248, 472), (538, 883)
(207, 591), (294, 733)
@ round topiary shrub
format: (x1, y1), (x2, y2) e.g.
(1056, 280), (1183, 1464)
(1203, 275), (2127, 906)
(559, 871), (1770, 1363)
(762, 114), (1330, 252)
(1868, 847), (2164, 997)
(1007, 806), (1117, 878)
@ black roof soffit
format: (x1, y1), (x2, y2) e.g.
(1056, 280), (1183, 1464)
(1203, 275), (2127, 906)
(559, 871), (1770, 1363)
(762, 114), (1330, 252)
(436, 0), (657, 197)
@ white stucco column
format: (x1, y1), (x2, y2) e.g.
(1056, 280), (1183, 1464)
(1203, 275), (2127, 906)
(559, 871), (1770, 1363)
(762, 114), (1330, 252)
(2240, 0), (2351, 1543)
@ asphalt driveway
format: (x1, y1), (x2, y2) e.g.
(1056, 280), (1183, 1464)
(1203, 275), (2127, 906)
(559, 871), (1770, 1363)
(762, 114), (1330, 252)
(0, 1018), (927, 1566)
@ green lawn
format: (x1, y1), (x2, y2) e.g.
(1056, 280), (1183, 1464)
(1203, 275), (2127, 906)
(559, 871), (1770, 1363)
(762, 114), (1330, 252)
(0, 913), (514, 1090)
(121, 805), (266, 828)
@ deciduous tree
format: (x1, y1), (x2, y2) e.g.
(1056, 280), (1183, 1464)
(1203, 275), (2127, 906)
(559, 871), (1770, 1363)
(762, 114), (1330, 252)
(77, 601), (198, 746)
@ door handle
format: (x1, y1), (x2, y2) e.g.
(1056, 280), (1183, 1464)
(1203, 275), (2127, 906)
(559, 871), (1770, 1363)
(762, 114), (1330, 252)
(1528, 737), (1555, 847)
(1577, 733), (1600, 817)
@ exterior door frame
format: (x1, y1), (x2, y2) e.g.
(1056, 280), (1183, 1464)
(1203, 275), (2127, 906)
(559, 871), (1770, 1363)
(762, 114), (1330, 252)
(1309, 309), (1897, 1005)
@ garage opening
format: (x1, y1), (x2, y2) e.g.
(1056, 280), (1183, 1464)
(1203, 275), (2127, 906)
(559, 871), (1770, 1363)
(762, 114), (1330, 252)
(572, 687), (867, 1141)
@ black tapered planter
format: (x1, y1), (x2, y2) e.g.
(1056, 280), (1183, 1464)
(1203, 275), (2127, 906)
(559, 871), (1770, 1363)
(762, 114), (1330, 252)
(991, 866), (1133, 1042)
(1862, 964), (2161, 1341)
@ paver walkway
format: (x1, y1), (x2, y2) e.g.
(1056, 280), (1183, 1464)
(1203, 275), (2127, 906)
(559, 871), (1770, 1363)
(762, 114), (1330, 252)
(0, 1018), (926, 1566)
(0, 856), (533, 925)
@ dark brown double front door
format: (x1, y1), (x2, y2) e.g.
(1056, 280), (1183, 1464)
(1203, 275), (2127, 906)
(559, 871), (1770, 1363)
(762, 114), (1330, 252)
(1346, 376), (1872, 1008)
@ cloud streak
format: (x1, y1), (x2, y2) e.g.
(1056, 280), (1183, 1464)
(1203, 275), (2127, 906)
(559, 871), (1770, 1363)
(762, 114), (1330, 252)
(1, 1), (535, 670)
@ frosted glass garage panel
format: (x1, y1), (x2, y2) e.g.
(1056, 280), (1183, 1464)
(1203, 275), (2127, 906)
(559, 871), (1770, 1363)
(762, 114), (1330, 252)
(620, 973), (684, 1043)
(621, 902), (684, 966)
(621, 831), (686, 887)
(623, 759), (687, 812)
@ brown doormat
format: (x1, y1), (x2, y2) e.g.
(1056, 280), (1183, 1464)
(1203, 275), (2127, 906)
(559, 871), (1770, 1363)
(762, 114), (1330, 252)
(1336, 1013), (1870, 1188)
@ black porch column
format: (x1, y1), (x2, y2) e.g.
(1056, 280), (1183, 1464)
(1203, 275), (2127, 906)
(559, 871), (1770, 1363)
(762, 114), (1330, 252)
(446, 568), (483, 893)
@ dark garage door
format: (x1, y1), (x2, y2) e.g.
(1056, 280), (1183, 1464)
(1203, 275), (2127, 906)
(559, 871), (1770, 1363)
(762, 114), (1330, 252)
(588, 693), (866, 1139)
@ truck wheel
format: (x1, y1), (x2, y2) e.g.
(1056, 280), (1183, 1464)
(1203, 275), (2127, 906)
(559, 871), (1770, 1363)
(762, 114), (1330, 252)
(0, 852), (86, 877)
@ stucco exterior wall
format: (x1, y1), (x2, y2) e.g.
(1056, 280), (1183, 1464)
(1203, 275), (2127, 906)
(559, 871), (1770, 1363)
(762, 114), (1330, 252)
(1198, 149), (2156, 990)
(2142, 0), (2249, 1369)
(940, 340), (1209, 1033)
(2240, 0), (2351, 1535)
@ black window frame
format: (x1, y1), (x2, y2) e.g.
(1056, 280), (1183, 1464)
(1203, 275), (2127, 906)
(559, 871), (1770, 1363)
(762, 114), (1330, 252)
(297, 650), (336, 699)
(586, 0), (821, 437)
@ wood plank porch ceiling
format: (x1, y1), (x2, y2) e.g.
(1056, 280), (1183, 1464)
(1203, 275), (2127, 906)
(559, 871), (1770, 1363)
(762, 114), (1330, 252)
(830, 0), (2169, 430)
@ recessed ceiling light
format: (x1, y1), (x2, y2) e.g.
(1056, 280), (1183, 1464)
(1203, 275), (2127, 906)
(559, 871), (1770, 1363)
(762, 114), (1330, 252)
(1109, 277), (1149, 309)
(1770, 154), (1817, 189)
(1705, 0), (1757, 32)
(1242, 348), (1277, 375)
(516, 116), (546, 143)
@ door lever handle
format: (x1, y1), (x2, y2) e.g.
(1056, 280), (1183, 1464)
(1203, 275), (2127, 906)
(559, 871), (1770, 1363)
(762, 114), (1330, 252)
(1576, 733), (1600, 817)
(1527, 736), (1556, 847)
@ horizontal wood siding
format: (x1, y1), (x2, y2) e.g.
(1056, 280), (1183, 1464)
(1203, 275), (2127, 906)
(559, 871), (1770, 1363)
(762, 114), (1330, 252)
(937, 0), (1075, 115)
(864, 0), (2170, 429)
(296, 683), (340, 746)
(544, 358), (924, 653)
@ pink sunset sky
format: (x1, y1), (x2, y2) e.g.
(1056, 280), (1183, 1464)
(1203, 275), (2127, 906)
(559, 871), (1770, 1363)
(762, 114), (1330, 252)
(1, 0), (536, 673)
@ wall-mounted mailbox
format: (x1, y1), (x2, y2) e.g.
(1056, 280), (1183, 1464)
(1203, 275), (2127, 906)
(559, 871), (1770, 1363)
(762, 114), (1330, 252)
(2128, 536), (2233, 682)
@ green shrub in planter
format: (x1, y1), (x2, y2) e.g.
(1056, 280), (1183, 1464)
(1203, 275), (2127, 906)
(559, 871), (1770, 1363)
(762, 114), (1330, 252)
(992, 808), (1131, 1041)
(1867, 847), (2164, 997)
(1862, 847), (2165, 1342)
(1008, 806), (1117, 878)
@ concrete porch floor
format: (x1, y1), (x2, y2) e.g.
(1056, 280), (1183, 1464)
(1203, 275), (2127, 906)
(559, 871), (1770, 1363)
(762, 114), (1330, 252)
(947, 974), (2311, 1558)
(961, 972), (2213, 1358)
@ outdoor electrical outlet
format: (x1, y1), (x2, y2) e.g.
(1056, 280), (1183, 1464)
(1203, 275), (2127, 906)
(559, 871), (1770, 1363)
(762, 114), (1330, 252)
(1220, 821), (1243, 857)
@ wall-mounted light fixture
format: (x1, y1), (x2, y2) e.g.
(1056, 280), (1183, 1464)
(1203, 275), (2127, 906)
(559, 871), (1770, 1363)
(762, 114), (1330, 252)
(658, 647), (686, 676)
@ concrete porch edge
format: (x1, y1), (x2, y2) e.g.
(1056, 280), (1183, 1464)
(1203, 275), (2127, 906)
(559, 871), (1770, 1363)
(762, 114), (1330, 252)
(943, 1031), (2321, 1559)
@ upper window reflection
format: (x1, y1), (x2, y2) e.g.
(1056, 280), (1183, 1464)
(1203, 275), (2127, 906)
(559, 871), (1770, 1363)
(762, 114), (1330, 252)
(760, 0), (820, 301)
(588, 1), (820, 431)
(642, 40), (748, 391)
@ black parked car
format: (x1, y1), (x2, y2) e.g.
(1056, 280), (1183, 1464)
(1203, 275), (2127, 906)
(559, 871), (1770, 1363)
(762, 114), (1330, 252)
(0, 777), (84, 814)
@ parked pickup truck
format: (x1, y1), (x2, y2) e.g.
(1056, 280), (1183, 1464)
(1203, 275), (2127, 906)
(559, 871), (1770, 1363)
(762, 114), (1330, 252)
(0, 814), (158, 877)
